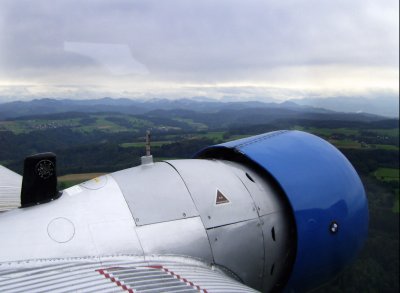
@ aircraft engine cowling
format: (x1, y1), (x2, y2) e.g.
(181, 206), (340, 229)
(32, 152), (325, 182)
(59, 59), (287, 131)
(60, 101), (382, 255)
(195, 130), (369, 292)
(0, 130), (368, 293)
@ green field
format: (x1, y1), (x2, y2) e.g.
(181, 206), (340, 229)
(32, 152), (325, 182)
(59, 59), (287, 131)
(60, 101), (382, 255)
(164, 131), (251, 143)
(120, 141), (172, 148)
(307, 127), (359, 136)
(300, 127), (399, 138)
(0, 119), (82, 134)
(226, 134), (252, 141)
(197, 131), (225, 141)
(374, 168), (399, 182)
(173, 118), (208, 131)
(330, 139), (362, 148)
(393, 189), (399, 213)
(291, 126), (360, 136)
(76, 116), (126, 133)
(369, 128), (400, 137)
(58, 172), (106, 189)
(370, 144), (399, 150)
(330, 141), (399, 150)
(0, 114), (154, 134)
(290, 126), (399, 150)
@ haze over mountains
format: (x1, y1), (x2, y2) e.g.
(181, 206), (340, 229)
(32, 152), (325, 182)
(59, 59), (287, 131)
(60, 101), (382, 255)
(0, 96), (398, 120)
(294, 96), (398, 118)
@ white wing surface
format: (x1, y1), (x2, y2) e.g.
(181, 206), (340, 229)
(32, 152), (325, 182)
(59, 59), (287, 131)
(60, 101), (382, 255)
(0, 166), (21, 212)
(0, 255), (260, 293)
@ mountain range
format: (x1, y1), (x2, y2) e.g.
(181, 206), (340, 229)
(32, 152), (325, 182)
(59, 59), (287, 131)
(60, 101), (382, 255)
(0, 96), (398, 120)
(293, 96), (398, 118)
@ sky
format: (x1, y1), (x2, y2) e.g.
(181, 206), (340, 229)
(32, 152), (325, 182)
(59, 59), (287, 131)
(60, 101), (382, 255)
(0, 0), (398, 102)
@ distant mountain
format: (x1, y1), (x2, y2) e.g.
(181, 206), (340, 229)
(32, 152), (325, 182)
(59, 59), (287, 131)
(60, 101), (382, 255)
(144, 107), (386, 130)
(292, 96), (399, 118)
(0, 98), (146, 119)
(0, 97), (335, 120)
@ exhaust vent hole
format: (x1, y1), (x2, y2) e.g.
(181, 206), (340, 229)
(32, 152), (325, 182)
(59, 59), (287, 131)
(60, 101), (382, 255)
(270, 263), (275, 276)
(245, 172), (255, 182)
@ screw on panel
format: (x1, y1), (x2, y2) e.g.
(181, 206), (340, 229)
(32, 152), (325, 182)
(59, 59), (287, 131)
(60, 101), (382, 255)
(182, 213), (186, 217)
(330, 221), (339, 234)
(136, 218), (140, 222)
(208, 215), (211, 219)
(214, 238), (218, 242)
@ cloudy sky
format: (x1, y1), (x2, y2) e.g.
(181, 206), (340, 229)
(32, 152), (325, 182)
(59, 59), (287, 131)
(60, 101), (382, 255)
(0, 0), (398, 101)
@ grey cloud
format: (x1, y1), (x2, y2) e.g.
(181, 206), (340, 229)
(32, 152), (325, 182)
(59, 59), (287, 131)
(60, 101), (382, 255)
(64, 42), (149, 75)
(0, 0), (398, 85)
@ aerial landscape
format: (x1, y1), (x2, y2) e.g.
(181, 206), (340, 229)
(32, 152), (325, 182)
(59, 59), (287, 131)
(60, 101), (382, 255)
(0, 0), (398, 292)
(0, 96), (398, 292)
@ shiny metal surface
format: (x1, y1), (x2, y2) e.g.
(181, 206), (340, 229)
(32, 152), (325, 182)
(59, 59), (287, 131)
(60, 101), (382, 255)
(260, 212), (293, 292)
(196, 130), (369, 292)
(167, 159), (259, 228)
(0, 175), (142, 261)
(80, 174), (108, 190)
(0, 255), (260, 293)
(112, 162), (199, 226)
(206, 219), (265, 290)
(136, 217), (213, 262)
(0, 131), (369, 292)
(0, 165), (21, 212)
(223, 160), (286, 217)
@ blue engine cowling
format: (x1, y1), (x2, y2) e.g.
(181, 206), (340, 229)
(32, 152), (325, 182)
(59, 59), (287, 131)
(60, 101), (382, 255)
(195, 130), (369, 292)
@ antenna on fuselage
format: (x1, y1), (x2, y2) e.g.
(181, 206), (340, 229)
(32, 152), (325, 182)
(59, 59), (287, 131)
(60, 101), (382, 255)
(141, 130), (154, 165)
(145, 130), (151, 156)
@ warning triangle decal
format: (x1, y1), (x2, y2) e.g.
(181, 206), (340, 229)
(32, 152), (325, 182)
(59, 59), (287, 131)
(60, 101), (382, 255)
(216, 189), (230, 205)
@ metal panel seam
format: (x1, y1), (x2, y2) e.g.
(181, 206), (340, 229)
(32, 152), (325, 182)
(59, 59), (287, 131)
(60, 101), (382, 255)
(109, 174), (145, 257)
(164, 161), (215, 264)
(217, 160), (260, 217)
(224, 165), (267, 284)
(233, 130), (289, 149)
(205, 218), (260, 231)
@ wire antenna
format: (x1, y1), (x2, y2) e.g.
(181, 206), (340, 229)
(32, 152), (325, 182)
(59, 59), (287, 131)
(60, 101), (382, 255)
(141, 130), (153, 165)
(145, 130), (151, 156)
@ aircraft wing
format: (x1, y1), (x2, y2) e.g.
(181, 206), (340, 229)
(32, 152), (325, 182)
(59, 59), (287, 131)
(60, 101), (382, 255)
(0, 255), (259, 293)
(0, 166), (21, 212)
(0, 130), (369, 292)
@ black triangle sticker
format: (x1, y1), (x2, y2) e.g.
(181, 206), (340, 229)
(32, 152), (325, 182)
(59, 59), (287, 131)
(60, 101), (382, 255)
(216, 189), (230, 205)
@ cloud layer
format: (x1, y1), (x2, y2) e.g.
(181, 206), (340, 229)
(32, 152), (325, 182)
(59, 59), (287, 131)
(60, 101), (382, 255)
(0, 0), (398, 100)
